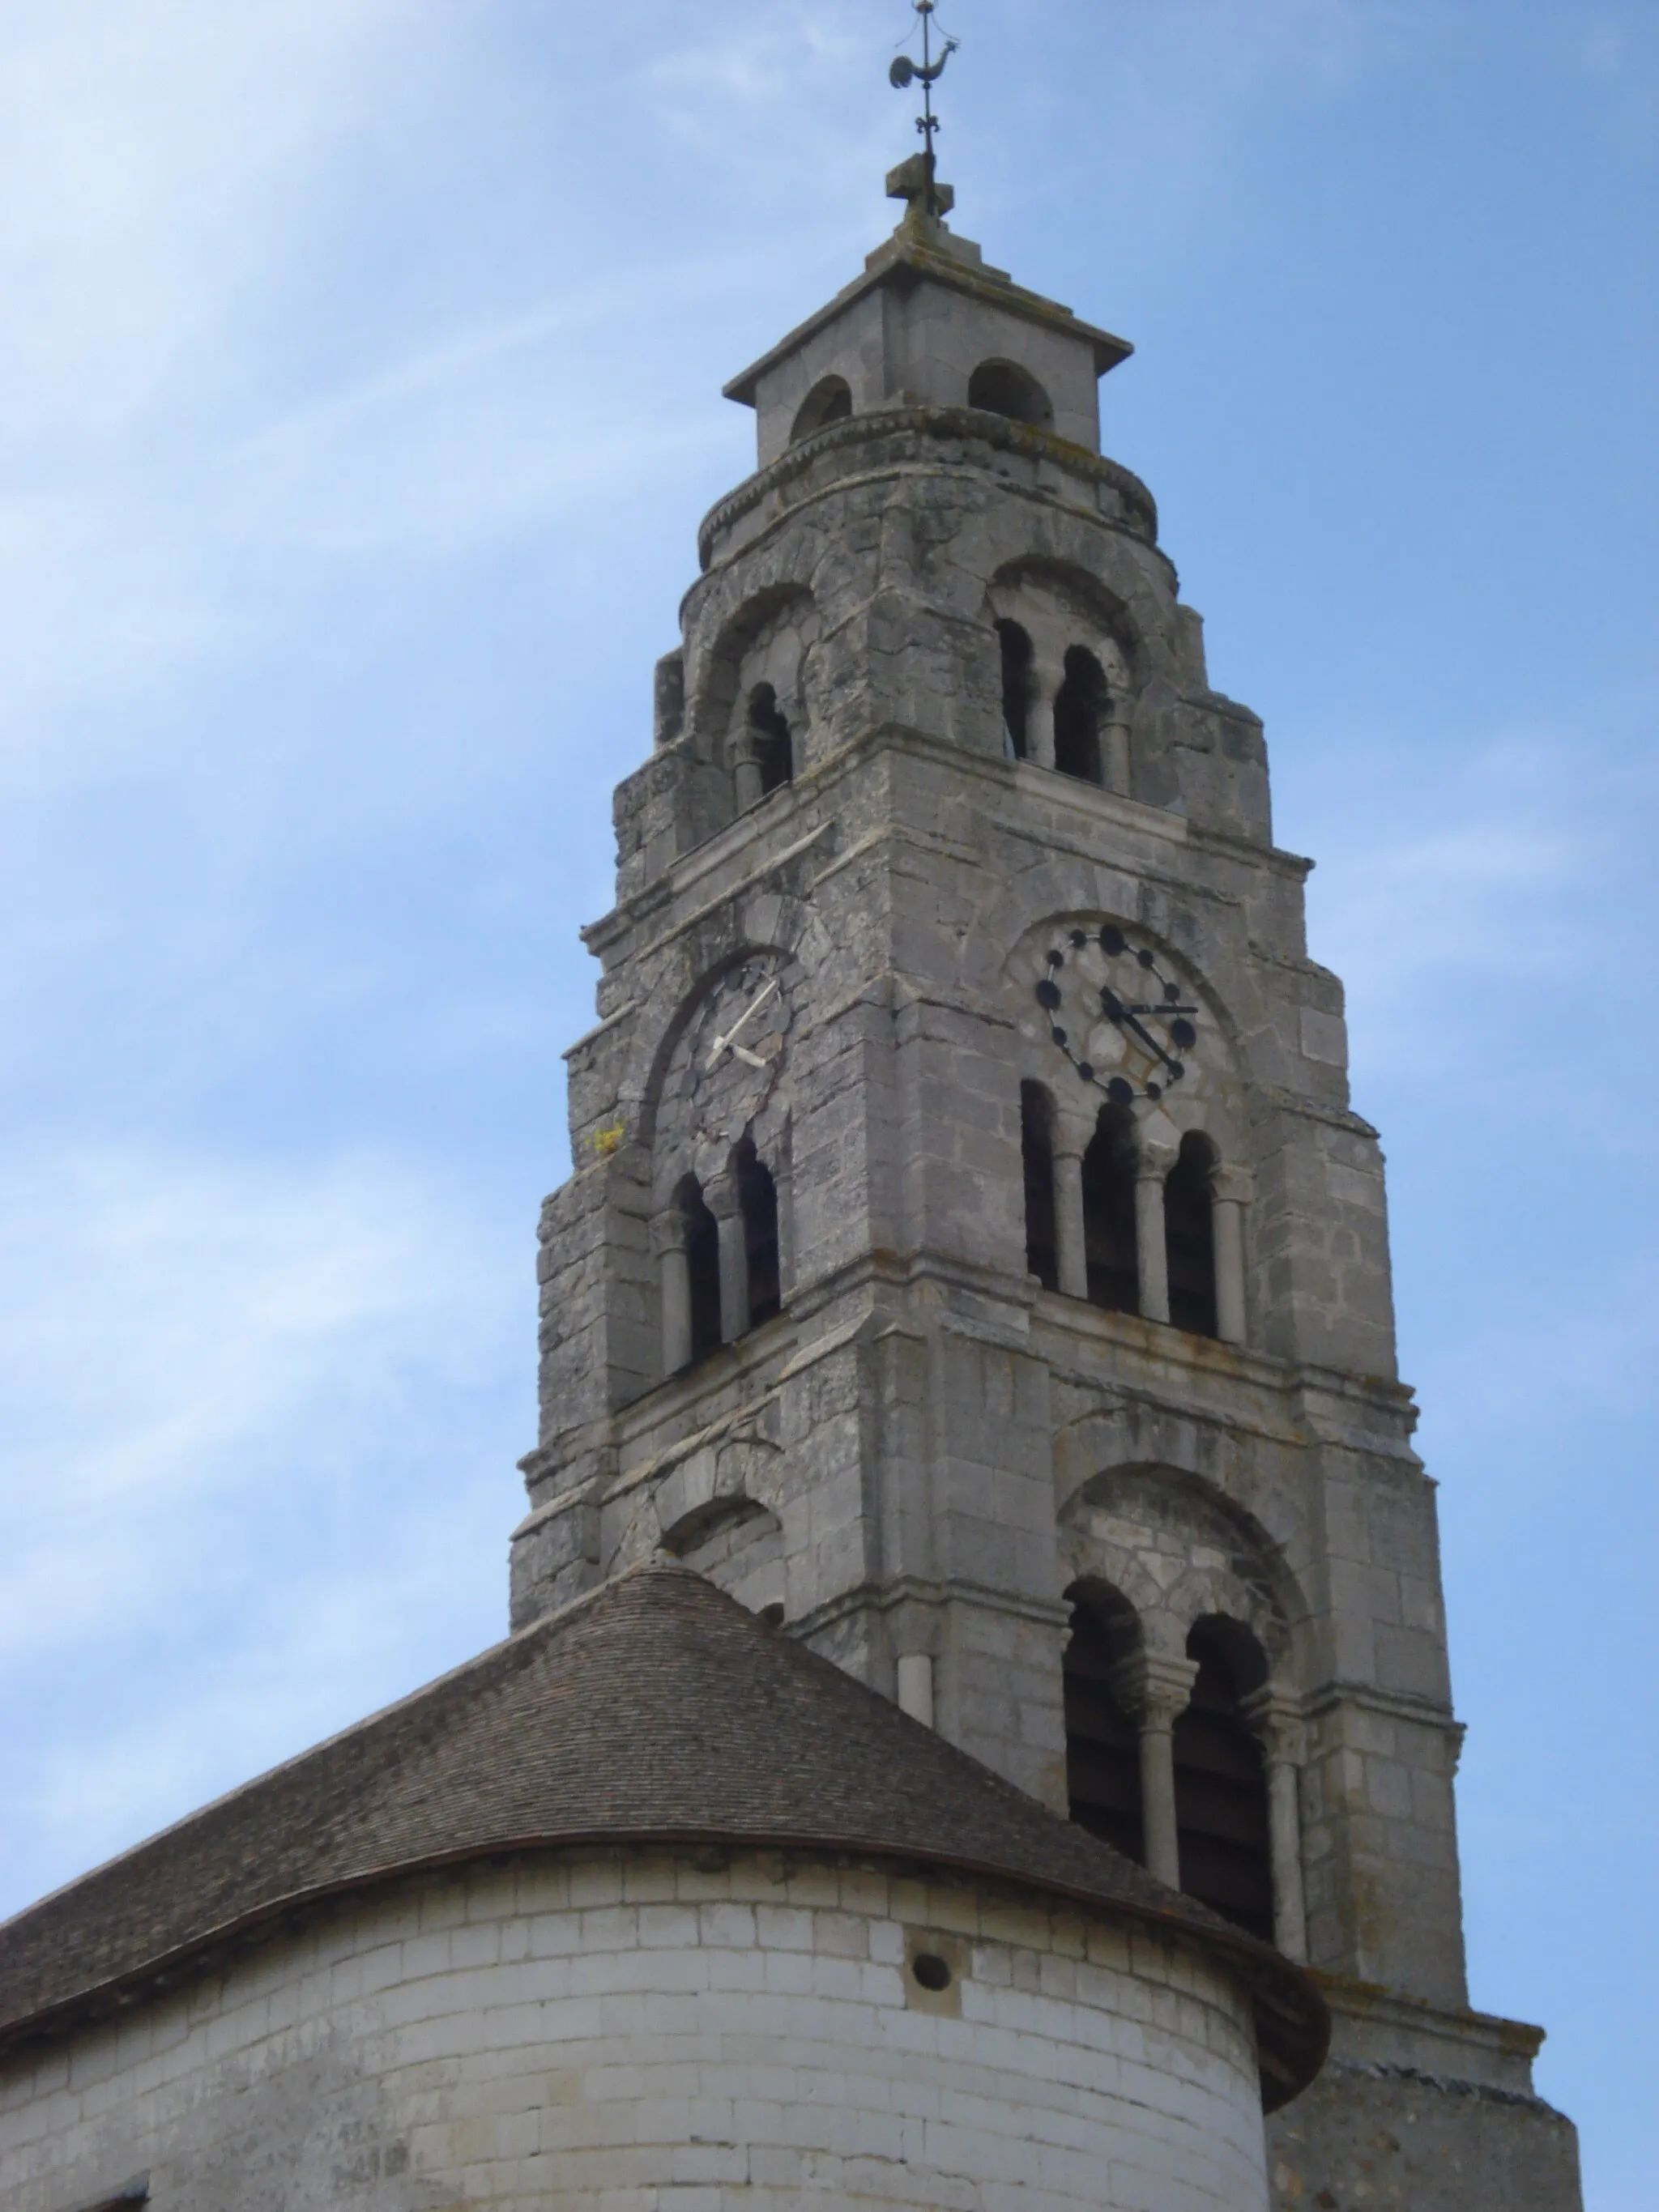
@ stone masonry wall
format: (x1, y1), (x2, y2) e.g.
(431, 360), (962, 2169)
(0, 1850), (1271, 2212)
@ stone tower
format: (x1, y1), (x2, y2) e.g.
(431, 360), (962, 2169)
(512, 165), (1582, 2207)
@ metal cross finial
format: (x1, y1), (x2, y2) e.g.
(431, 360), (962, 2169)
(889, 1), (958, 219)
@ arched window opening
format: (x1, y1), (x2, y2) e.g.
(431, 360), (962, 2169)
(790, 373), (852, 443)
(735, 1137), (781, 1328)
(1174, 1617), (1273, 1942)
(968, 359), (1054, 429)
(747, 683), (793, 795)
(1064, 1584), (1144, 1863)
(1165, 1132), (1219, 1338)
(1021, 1080), (1057, 1289)
(1081, 1102), (1138, 1313)
(996, 620), (1032, 760)
(677, 1174), (723, 1365)
(1054, 646), (1107, 785)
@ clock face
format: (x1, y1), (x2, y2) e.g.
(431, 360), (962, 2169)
(681, 955), (795, 1148)
(1030, 924), (1198, 1104)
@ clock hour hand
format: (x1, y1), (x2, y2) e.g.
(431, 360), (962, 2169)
(728, 1042), (770, 1070)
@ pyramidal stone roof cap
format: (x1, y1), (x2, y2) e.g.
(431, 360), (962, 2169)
(723, 205), (1133, 408)
(0, 1562), (1325, 2108)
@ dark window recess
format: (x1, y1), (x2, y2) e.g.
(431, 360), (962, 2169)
(735, 1138), (781, 1328)
(968, 359), (1054, 428)
(996, 620), (1032, 760)
(1021, 1080), (1058, 1289)
(1173, 1621), (1273, 1942)
(1165, 1132), (1219, 1338)
(679, 1174), (723, 1363)
(77, 2189), (150, 2212)
(791, 373), (853, 442)
(1064, 1592), (1143, 1864)
(1081, 1102), (1138, 1313)
(1053, 646), (1107, 785)
(747, 683), (793, 794)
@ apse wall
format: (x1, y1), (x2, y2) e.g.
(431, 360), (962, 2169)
(0, 1849), (1271, 2212)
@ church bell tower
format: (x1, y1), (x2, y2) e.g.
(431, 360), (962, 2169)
(511, 156), (1581, 2210)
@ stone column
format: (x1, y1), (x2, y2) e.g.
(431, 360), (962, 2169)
(732, 731), (763, 812)
(1051, 1136), (1088, 1300)
(651, 1207), (692, 1377)
(1133, 1156), (1172, 1325)
(1111, 1652), (1198, 1890)
(704, 1170), (748, 1345)
(896, 1652), (935, 1728)
(1102, 715), (1132, 795)
(1242, 1683), (1309, 1961)
(1209, 1163), (1252, 1348)
(1027, 666), (1058, 771)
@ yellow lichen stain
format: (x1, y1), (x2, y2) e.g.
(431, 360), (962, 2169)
(587, 1122), (625, 1158)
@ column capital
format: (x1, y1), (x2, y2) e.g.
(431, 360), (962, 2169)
(650, 1207), (689, 1259)
(1109, 1651), (1197, 1730)
(702, 1169), (743, 1222)
(1241, 1681), (1307, 1766)
(1133, 1138), (1179, 1183)
(1210, 1161), (1256, 1206)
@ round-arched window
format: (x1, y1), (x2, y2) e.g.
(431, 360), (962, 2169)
(967, 359), (1053, 428)
(790, 374), (853, 443)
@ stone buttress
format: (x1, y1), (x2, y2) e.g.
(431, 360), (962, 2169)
(510, 169), (1581, 2212)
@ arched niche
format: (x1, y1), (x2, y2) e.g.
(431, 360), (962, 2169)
(790, 373), (852, 442)
(968, 358), (1054, 428)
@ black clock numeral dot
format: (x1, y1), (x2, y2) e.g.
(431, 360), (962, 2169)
(1171, 1019), (1196, 1050)
(1164, 981), (1181, 1003)
(1166, 1061), (1184, 1082)
(1069, 928), (1088, 948)
(1036, 979), (1061, 1010)
(1107, 1076), (1133, 1105)
(1137, 948), (1156, 969)
(1077, 1063), (1094, 1082)
(1099, 925), (1126, 954)
(1145, 1081), (1162, 1100)
(1047, 948), (1064, 969)
(1051, 1026), (1068, 1046)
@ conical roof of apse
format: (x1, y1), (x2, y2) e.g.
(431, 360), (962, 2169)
(0, 1561), (1327, 2108)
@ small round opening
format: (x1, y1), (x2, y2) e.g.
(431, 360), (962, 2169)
(758, 1603), (785, 1629)
(911, 1952), (953, 1992)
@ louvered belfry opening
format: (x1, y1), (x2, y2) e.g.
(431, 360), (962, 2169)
(1053, 646), (1107, 785)
(1165, 1130), (1219, 1338)
(996, 620), (1033, 759)
(677, 1174), (723, 1363)
(1173, 1617), (1273, 1942)
(1062, 1587), (1144, 1865)
(1081, 1102), (1138, 1312)
(1021, 1080), (1058, 1289)
(735, 1138), (781, 1328)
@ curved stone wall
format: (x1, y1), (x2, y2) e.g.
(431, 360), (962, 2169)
(0, 1849), (1271, 2212)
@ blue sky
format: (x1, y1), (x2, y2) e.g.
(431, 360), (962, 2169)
(1, 2), (1653, 2201)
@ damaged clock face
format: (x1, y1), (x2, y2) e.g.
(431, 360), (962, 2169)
(680, 956), (796, 1147)
(1030, 924), (1199, 1104)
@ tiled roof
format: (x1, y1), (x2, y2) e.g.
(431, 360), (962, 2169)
(0, 1563), (1325, 2107)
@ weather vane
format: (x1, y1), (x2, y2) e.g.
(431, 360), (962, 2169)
(889, 1), (959, 219)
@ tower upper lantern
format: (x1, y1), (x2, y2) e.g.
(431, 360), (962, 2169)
(725, 160), (1132, 468)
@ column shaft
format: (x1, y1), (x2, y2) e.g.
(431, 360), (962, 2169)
(714, 1208), (748, 1345)
(1028, 681), (1057, 771)
(1052, 1145), (1088, 1300)
(1212, 1194), (1247, 1345)
(1134, 1168), (1171, 1324)
(1266, 1755), (1309, 1960)
(653, 1213), (692, 1377)
(1138, 1720), (1181, 1889)
(1102, 718), (1132, 795)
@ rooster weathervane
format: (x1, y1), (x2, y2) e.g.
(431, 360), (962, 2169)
(889, 1), (959, 219)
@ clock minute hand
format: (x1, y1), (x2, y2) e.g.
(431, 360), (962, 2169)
(706, 976), (779, 1068)
(1101, 989), (1182, 1079)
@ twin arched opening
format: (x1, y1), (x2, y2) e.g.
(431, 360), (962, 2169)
(661, 1139), (783, 1375)
(1022, 1088), (1243, 1343)
(1063, 1583), (1292, 1952)
(997, 620), (1130, 792)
